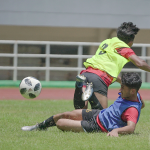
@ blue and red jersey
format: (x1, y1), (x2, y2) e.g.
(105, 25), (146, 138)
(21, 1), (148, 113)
(97, 93), (142, 132)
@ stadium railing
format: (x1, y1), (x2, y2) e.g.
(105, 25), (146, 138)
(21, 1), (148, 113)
(0, 40), (150, 87)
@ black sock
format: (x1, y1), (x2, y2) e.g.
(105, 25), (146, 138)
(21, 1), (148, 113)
(39, 116), (56, 129)
(76, 81), (83, 88)
(73, 85), (85, 109)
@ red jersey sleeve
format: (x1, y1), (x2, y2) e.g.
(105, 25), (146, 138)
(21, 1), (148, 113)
(116, 47), (136, 59)
(121, 107), (139, 124)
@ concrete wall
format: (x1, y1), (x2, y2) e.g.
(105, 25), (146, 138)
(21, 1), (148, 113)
(0, 0), (150, 43)
(0, 25), (150, 44)
(0, 0), (150, 29)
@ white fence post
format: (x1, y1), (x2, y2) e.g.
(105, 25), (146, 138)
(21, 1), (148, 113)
(46, 44), (50, 81)
(141, 46), (146, 82)
(13, 42), (18, 81)
(77, 45), (83, 74)
(0, 40), (150, 82)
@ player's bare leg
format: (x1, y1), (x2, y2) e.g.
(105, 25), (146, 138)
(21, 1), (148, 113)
(53, 109), (83, 122)
(94, 92), (108, 109)
(53, 109), (84, 132)
(21, 109), (83, 131)
(56, 119), (84, 132)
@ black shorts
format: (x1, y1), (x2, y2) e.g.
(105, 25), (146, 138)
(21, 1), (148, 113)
(81, 72), (108, 97)
(81, 109), (101, 133)
(73, 72), (106, 109)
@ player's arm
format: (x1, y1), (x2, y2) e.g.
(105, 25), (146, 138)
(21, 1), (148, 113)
(107, 121), (136, 137)
(107, 107), (138, 137)
(141, 99), (145, 109)
(129, 55), (150, 72)
(138, 93), (145, 109)
(116, 76), (121, 84)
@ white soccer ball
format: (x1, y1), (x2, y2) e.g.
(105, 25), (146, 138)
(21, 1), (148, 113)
(19, 76), (42, 99)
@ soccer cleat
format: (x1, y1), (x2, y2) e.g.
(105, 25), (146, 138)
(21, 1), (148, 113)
(76, 74), (86, 88)
(76, 74), (86, 82)
(21, 123), (40, 131)
(82, 82), (93, 101)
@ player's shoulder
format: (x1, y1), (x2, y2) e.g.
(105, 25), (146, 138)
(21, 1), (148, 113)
(124, 107), (138, 115)
(116, 47), (133, 52)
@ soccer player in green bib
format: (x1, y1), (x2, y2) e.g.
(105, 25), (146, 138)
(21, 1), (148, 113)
(74, 22), (150, 110)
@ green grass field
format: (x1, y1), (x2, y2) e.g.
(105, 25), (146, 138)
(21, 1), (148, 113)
(0, 100), (150, 150)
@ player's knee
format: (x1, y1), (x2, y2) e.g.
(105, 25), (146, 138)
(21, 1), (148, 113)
(61, 112), (71, 119)
(56, 119), (64, 130)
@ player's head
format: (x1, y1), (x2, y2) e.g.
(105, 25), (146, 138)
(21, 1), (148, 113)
(121, 72), (142, 99)
(117, 22), (140, 46)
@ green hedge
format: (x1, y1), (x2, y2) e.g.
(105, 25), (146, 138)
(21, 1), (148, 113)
(0, 80), (150, 89)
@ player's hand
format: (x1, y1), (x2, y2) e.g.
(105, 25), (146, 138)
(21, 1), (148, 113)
(107, 129), (119, 137)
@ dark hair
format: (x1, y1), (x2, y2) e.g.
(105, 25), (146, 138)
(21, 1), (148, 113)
(117, 22), (140, 44)
(121, 72), (142, 92)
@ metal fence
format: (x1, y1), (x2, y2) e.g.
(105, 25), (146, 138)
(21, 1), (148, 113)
(0, 40), (150, 82)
